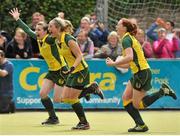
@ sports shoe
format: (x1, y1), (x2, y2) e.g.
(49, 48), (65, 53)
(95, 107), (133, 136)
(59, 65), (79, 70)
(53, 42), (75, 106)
(91, 82), (104, 99)
(41, 117), (59, 125)
(128, 124), (148, 132)
(161, 83), (177, 100)
(72, 122), (90, 130)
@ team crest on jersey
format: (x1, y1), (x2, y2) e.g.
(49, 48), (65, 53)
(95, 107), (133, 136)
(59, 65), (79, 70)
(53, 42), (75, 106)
(77, 77), (84, 83)
(58, 79), (64, 85)
(135, 82), (141, 89)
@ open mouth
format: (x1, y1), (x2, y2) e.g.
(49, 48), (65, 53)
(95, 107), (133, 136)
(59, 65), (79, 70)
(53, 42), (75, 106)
(35, 32), (39, 37)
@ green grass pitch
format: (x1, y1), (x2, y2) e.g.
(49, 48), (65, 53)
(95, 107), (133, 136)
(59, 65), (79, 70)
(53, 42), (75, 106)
(0, 111), (180, 135)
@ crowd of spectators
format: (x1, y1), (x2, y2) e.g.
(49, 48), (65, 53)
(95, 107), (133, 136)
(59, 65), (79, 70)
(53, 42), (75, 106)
(0, 12), (180, 60)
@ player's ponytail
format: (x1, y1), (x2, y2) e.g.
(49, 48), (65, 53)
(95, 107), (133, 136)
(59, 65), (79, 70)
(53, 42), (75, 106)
(122, 19), (137, 36)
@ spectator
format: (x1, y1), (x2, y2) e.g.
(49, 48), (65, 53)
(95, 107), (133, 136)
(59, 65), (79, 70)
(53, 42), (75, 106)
(94, 31), (122, 60)
(77, 30), (94, 59)
(146, 18), (179, 57)
(0, 32), (7, 52)
(90, 12), (98, 24)
(74, 16), (103, 50)
(31, 12), (45, 30)
(89, 12), (109, 47)
(93, 21), (109, 49)
(136, 29), (154, 58)
(173, 28), (180, 58)
(6, 27), (33, 59)
(30, 12), (45, 58)
(0, 50), (15, 113)
(152, 28), (174, 58)
(0, 30), (12, 43)
(58, 12), (65, 19)
(74, 16), (90, 37)
(164, 20), (175, 41)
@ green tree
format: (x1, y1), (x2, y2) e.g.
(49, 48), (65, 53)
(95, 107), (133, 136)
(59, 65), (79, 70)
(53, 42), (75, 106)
(1, 0), (96, 35)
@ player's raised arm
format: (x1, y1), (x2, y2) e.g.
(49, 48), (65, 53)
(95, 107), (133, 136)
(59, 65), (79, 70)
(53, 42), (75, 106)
(9, 8), (20, 21)
(9, 8), (36, 39)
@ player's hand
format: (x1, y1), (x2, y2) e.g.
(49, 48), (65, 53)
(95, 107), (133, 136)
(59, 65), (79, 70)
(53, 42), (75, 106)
(62, 66), (75, 75)
(9, 8), (21, 21)
(106, 57), (115, 66)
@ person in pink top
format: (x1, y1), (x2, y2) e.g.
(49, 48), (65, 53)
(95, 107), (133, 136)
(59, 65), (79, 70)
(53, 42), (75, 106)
(147, 18), (179, 58)
(136, 29), (154, 58)
(153, 28), (174, 58)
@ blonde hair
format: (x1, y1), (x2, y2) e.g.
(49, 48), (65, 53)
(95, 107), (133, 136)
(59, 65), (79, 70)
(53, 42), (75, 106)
(81, 16), (90, 24)
(108, 31), (119, 40)
(52, 17), (66, 31)
(15, 27), (27, 39)
(64, 20), (74, 34)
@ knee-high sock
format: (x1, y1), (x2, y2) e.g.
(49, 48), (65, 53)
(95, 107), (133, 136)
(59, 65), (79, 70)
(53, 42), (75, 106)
(123, 100), (145, 125)
(142, 88), (164, 108)
(72, 102), (87, 123)
(41, 97), (57, 118)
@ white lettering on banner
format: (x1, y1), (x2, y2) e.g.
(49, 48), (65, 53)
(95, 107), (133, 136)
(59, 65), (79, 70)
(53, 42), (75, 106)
(83, 97), (121, 105)
(17, 97), (121, 107)
(154, 77), (169, 84)
(151, 69), (160, 74)
(16, 97), (41, 105)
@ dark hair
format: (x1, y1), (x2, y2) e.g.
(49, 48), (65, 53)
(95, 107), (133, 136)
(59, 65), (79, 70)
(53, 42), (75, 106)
(0, 50), (5, 57)
(0, 30), (12, 43)
(167, 20), (175, 28)
(122, 19), (137, 36)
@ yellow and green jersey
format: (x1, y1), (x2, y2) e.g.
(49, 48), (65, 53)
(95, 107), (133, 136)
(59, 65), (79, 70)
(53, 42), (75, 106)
(17, 19), (66, 71)
(56, 32), (88, 73)
(37, 34), (66, 71)
(121, 32), (149, 74)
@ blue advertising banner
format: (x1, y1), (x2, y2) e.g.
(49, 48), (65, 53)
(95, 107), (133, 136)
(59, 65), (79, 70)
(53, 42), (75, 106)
(10, 59), (180, 109)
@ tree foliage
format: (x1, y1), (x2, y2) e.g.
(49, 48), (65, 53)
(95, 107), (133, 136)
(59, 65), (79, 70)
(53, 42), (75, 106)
(0, 0), (96, 35)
